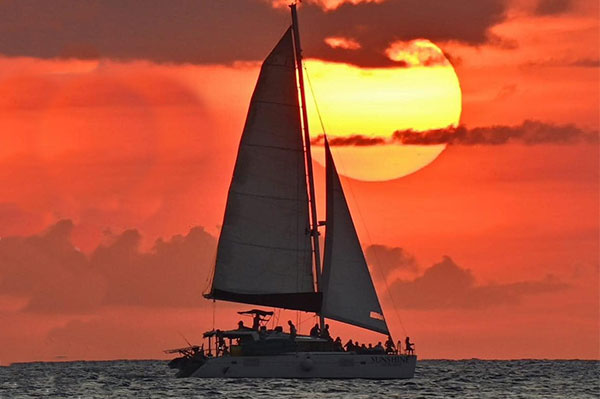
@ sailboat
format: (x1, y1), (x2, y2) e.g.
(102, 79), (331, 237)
(167, 3), (417, 379)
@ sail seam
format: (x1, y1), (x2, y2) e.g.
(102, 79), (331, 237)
(242, 143), (303, 152)
(220, 238), (309, 252)
(263, 62), (294, 69)
(231, 190), (303, 201)
(254, 99), (298, 108)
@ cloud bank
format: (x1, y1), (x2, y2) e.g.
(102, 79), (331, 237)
(311, 120), (599, 146)
(385, 255), (566, 309)
(534, 0), (573, 15)
(365, 244), (418, 273)
(0, 0), (509, 67)
(0, 222), (575, 313)
(0, 220), (217, 313)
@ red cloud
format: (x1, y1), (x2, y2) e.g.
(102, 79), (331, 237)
(324, 36), (361, 50)
(389, 256), (566, 309)
(0, 220), (217, 314)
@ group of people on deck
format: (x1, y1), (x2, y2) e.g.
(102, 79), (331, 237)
(236, 314), (415, 355)
(291, 321), (415, 355)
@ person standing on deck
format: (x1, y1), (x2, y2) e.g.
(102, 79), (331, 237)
(309, 323), (320, 337)
(288, 320), (297, 341)
(334, 337), (343, 351)
(405, 337), (415, 355)
(320, 324), (332, 340)
(385, 335), (396, 354)
(344, 339), (355, 352)
(252, 313), (265, 330)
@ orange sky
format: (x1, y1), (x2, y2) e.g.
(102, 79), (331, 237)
(0, 0), (598, 364)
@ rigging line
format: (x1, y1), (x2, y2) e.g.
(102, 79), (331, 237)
(303, 63), (409, 340)
(303, 64), (326, 135)
(271, 308), (279, 329)
(212, 299), (216, 332)
(202, 250), (218, 296)
(297, 312), (309, 331)
(303, 64), (325, 297)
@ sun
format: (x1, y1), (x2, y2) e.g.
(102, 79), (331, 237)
(304, 39), (462, 181)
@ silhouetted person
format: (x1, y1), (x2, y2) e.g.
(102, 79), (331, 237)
(288, 320), (297, 340)
(217, 330), (226, 356)
(360, 343), (367, 353)
(374, 342), (385, 354)
(252, 313), (265, 330)
(309, 323), (320, 337)
(405, 336), (414, 355)
(385, 335), (396, 354)
(320, 323), (331, 340)
(237, 320), (245, 330)
(367, 343), (373, 353)
(334, 337), (343, 351)
(259, 325), (268, 339)
(344, 339), (355, 352)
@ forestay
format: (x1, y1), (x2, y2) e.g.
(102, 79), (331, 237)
(209, 28), (320, 312)
(321, 141), (390, 334)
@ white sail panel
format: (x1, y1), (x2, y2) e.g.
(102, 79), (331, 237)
(321, 141), (389, 334)
(210, 28), (319, 312)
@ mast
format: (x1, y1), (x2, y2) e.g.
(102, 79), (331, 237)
(290, 3), (325, 330)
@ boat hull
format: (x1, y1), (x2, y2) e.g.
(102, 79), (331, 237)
(190, 352), (417, 379)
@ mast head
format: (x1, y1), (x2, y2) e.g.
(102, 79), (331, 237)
(289, 1), (301, 12)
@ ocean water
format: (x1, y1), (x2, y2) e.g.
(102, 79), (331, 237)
(1, 359), (598, 398)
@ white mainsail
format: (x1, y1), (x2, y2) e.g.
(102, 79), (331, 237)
(209, 28), (320, 312)
(321, 140), (390, 335)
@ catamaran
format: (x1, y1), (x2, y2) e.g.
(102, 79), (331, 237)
(167, 3), (417, 379)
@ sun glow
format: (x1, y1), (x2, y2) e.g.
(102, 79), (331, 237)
(305, 59), (461, 136)
(304, 41), (462, 181)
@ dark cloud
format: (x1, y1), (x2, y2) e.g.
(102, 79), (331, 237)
(0, 220), (105, 313)
(0, 220), (217, 313)
(312, 135), (386, 146)
(485, 33), (519, 50)
(0, 0), (509, 67)
(302, 0), (509, 67)
(524, 58), (600, 69)
(570, 58), (600, 68)
(311, 120), (599, 146)
(534, 0), (573, 15)
(390, 256), (566, 309)
(91, 226), (216, 308)
(393, 120), (599, 145)
(365, 245), (418, 274)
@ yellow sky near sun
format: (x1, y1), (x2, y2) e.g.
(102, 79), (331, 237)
(302, 45), (461, 180)
(304, 58), (462, 137)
